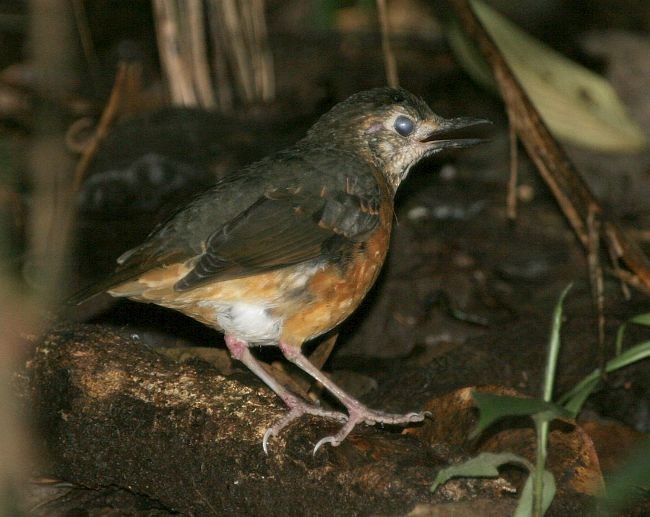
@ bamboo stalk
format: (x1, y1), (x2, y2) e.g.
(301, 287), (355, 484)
(153, 0), (197, 106)
(186, 0), (215, 107)
(251, 0), (275, 101)
(208, 0), (234, 111)
(220, 0), (255, 102)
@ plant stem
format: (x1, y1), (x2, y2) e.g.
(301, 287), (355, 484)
(534, 284), (571, 515)
(533, 416), (548, 517)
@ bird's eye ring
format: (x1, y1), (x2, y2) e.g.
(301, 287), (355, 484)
(394, 116), (415, 137)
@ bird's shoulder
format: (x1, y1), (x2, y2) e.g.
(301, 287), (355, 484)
(144, 142), (383, 250)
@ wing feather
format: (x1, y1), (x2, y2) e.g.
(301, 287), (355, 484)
(69, 144), (384, 303)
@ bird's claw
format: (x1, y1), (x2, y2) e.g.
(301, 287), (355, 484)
(263, 409), (298, 455)
(311, 418), (356, 455)
(312, 435), (338, 455)
(262, 400), (347, 454)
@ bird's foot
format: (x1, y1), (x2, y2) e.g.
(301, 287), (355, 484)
(263, 394), (347, 454)
(312, 406), (429, 455)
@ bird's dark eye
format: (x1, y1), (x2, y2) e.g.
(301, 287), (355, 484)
(394, 116), (415, 137)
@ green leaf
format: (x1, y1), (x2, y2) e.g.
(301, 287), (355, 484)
(561, 378), (599, 417)
(542, 284), (571, 402)
(431, 452), (532, 492)
(515, 469), (556, 517)
(447, 0), (647, 152)
(629, 313), (650, 327)
(559, 339), (650, 415)
(615, 323), (628, 356)
(617, 313), (650, 355)
(470, 392), (572, 438)
(432, 452), (556, 516)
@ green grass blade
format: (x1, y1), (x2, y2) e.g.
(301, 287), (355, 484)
(543, 284), (571, 402)
(628, 313), (650, 326)
(558, 340), (650, 414)
(615, 313), (650, 355)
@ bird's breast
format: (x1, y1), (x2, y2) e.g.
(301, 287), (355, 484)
(280, 207), (392, 345)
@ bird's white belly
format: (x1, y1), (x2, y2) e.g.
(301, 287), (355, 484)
(196, 300), (282, 344)
(184, 262), (326, 344)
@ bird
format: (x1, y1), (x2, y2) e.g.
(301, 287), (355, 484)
(72, 87), (488, 453)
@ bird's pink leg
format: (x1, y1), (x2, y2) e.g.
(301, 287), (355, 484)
(279, 341), (427, 453)
(224, 335), (346, 453)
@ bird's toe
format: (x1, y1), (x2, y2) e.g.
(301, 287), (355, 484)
(262, 398), (348, 453)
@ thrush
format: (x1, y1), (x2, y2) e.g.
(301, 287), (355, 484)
(73, 87), (488, 453)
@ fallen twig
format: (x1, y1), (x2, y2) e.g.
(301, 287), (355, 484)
(449, 0), (650, 294)
(72, 61), (137, 191)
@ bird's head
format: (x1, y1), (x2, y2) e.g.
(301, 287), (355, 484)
(306, 87), (489, 192)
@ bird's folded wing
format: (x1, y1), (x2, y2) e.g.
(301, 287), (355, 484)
(68, 168), (382, 304)
(173, 187), (379, 291)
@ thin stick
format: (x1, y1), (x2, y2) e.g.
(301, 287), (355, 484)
(72, 62), (132, 191)
(153, 0), (197, 106)
(587, 208), (606, 376)
(71, 0), (101, 92)
(207, 0), (234, 111)
(506, 114), (518, 221)
(605, 225), (631, 299)
(377, 0), (399, 88)
(251, 0), (275, 101)
(187, 0), (215, 108)
(608, 268), (650, 296)
(220, 0), (255, 102)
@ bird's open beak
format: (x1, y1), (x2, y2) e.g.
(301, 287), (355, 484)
(420, 116), (492, 151)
